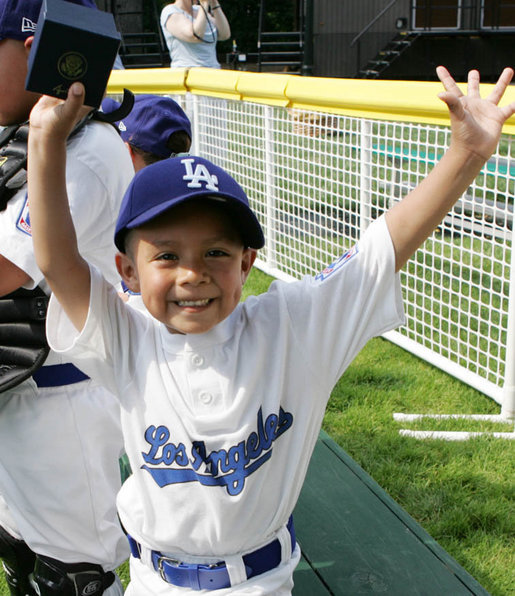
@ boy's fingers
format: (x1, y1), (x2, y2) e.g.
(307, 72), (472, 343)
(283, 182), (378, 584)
(499, 101), (515, 123)
(487, 67), (514, 106)
(67, 82), (85, 107)
(70, 81), (84, 95)
(437, 91), (465, 119)
(436, 65), (463, 98)
(64, 82), (90, 125)
(466, 69), (481, 99)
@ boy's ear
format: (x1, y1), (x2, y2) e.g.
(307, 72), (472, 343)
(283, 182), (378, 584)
(127, 143), (144, 173)
(115, 252), (141, 293)
(241, 248), (257, 284)
(24, 36), (34, 57)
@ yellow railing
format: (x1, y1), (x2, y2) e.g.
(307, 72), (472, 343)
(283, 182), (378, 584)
(108, 67), (515, 133)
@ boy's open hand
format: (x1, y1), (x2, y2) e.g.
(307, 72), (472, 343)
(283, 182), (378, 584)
(29, 82), (91, 143)
(437, 66), (515, 162)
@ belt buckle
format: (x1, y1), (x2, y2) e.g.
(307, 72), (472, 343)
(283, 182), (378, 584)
(157, 555), (183, 582)
(157, 555), (229, 590)
(207, 561), (224, 569)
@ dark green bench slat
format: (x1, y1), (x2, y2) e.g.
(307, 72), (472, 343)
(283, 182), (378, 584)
(292, 555), (331, 595)
(292, 430), (489, 595)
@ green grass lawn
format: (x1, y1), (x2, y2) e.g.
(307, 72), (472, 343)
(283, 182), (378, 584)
(0, 267), (512, 595)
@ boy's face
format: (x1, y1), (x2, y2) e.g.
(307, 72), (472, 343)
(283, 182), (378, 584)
(117, 201), (257, 335)
(0, 38), (40, 126)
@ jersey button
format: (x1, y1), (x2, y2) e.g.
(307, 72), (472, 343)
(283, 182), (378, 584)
(199, 391), (213, 404)
(191, 354), (205, 367)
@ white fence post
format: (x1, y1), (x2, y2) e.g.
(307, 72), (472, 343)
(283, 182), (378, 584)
(501, 229), (515, 419)
(359, 119), (372, 235)
(263, 104), (277, 271)
(191, 93), (200, 155)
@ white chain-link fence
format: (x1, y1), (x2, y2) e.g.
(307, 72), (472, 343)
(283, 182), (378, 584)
(106, 71), (515, 419)
(182, 94), (515, 416)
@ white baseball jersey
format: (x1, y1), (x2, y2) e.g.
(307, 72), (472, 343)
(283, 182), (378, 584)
(47, 215), (405, 592)
(0, 120), (133, 569)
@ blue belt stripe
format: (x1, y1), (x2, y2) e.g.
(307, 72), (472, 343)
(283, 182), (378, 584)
(32, 363), (89, 387)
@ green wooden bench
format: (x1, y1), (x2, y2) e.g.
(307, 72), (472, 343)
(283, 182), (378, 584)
(292, 430), (489, 595)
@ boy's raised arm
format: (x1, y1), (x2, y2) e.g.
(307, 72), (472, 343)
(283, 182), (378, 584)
(27, 82), (92, 331)
(385, 66), (515, 272)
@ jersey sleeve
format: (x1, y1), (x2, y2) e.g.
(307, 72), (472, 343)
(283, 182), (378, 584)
(46, 264), (148, 397)
(269, 215), (405, 395)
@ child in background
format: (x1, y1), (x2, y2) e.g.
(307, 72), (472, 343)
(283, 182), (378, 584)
(102, 94), (192, 172)
(27, 67), (514, 594)
(103, 94), (192, 311)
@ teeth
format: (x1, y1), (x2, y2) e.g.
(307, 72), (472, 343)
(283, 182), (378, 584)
(177, 299), (210, 307)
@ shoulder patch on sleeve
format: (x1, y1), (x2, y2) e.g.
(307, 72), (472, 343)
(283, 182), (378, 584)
(16, 194), (31, 236)
(315, 244), (359, 282)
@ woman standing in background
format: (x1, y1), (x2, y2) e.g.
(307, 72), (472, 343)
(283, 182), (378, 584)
(160, 0), (231, 68)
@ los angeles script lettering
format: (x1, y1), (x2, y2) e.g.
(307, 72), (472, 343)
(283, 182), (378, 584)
(141, 407), (293, 496)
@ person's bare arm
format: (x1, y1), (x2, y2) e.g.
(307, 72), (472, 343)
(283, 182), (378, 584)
(385, 66), (515, 272)
(208, 0), (230, 41)
(165, 5), (209, 43)
(0, 256), (31, 296)
(27, 83), (91, 331)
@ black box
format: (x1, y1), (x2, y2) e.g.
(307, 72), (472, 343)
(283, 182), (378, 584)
(25, 0), (121, 108)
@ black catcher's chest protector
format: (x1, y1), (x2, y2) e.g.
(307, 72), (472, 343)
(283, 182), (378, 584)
(0, 123), (30, 212)
(0, 122), (50, 393)
(0, 287), (49, 393)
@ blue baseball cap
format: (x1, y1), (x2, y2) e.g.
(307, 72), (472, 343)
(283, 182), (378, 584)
(114, 156), (265, 252)
(100, 96), (119, 113)
(0, 0), (98, 41)
(102, 94), (192, 158)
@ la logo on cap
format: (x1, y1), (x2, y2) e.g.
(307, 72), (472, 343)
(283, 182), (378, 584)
(181, 158), (219, 192)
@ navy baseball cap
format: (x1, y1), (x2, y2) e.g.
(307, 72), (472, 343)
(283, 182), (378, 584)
(0, 0), (98, 41)
(114, 156), (265, 252)
(102, 94), (192, 158)
(100, 96), (119, 113)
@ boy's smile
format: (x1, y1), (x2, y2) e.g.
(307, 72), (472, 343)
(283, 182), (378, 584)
(117, 201), (256, 335)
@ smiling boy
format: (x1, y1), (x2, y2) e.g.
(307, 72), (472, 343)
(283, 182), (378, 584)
(114, 154), (261, 337)
(119, 201), (255, 334)
(27, 68), (515, 594)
